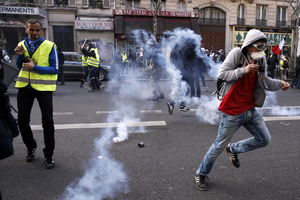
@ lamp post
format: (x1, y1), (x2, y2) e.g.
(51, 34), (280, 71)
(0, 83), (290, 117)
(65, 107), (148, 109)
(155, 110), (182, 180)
(152, 0), (165, 39)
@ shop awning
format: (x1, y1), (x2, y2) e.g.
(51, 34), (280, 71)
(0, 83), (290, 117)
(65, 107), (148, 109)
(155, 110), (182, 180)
(0, 5), (47, 18)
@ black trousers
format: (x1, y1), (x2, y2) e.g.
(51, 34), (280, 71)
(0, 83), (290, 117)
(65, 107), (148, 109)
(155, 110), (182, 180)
(89, 66), (100, 90)
(17, 87), (55, 159)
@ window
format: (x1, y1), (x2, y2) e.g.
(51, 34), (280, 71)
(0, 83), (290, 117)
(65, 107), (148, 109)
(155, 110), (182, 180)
(276, 6), (287, 26)
(89, 0), (110, 8)
(53, 26), (74, 52)
(256, 4), (267, 26)
(82, 0), (88, 7)
(126, 0), (140, 10)
(237, 4), (245, 25)
(198, 7), (225, 25)
(177, 0), (187, 11)
(150, 1), (166, 11)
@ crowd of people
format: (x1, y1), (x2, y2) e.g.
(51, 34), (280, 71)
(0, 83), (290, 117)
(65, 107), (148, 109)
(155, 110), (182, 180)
(0, 18), (298, 199)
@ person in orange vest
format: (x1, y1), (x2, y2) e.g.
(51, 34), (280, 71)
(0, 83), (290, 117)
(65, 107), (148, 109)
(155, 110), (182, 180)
(14, 19), (58, 169)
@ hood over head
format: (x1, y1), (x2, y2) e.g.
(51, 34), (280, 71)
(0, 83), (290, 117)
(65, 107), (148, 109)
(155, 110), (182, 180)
(241, 29), (267, 53)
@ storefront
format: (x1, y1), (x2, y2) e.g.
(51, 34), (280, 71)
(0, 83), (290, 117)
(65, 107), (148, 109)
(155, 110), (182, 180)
(74, 17), (114, 63)
(113, 9), (192, 56)
(0, 5), (47, 57)
(232, 26), (293, 58)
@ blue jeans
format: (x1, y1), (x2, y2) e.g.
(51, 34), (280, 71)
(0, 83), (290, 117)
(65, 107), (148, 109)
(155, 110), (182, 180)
(196, 108), (271, 176)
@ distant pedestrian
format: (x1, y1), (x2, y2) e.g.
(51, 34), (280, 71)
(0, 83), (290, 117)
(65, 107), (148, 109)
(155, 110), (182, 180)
(80, 42), (89, 88)
(291, 56), (300, 88)
(167, 38), (207, 114)
(194, 29), (290, 191)
(14, 19), (58, 169)
(279, 55), (289, 81)
(57, 47), (65, 85)
(267, 53), (278, 78)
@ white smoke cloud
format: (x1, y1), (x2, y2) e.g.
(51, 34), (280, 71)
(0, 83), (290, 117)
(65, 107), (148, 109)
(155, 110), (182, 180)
(194, 96), (220, 124)
(60, 127), (129, 200)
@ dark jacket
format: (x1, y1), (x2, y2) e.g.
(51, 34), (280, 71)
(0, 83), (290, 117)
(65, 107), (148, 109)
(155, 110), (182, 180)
(0, 80), (19, 160)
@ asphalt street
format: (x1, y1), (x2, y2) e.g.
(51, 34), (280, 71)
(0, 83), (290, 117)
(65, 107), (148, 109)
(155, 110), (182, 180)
(1, 80), (300, 200)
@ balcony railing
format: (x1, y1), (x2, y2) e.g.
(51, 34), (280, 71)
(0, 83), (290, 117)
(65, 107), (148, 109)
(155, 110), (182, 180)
(276, 20), (287, 27)
(197, 18), (225, 26)
(256, 19), (267, 26)
(9, 0), (42, 6)
(237, 18), (245, 25)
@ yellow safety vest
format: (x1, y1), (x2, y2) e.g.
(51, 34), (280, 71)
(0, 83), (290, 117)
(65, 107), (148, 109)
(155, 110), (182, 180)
(87, 48), (100, 68)
(15, 40), (57, 91)
(121, 53), (128, 63)
(82, 55), (88, 67)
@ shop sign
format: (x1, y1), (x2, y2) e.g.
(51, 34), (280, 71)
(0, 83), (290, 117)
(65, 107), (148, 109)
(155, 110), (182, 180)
(75, 20), (113, 30)
(0, 6), (47, 18)
(114, 9), (191, 17)
(0, 19), (24, 27)
(234, 31), (292, 46)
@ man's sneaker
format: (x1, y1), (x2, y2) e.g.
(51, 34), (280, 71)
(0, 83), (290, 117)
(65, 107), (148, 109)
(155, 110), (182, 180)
(44, 158), (55, 169)
(194, 175), (208, 191)
(167, 102), (174, 115)
(26, 148), (36, 162)
(225, 145), (240, 168)
(179, 105), (190, 112)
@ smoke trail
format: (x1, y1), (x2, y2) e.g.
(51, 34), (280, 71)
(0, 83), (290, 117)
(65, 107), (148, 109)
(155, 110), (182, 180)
(60, 125), (129, 200)
(61, 31), (160, 200)
(194, 96), (220, 125)
(259, 91), (300, 116)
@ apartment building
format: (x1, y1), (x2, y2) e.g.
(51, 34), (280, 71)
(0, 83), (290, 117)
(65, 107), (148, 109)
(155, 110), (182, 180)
(0, 0), (295, 59)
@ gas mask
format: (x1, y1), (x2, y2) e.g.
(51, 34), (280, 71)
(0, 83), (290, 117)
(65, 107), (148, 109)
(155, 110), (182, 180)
(250, 51), (265, 61)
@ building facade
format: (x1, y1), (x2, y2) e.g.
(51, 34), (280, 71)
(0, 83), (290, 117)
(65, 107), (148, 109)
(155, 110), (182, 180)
(0, 0), (295, 61)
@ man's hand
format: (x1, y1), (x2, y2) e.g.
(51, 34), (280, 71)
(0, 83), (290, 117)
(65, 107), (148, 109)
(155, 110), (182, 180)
(22, 58), (35, 70)
(280, 81), (290, 90)
(244, 63), (259, 73)
(14, 46), (24, 55)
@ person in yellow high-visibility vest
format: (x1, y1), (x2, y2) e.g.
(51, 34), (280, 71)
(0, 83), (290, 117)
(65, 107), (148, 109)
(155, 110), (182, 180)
(80, 43), (89, 88)
(121, 50), (129, 74)
(14, 19), (58, 169)
(80, 42), (100, 92)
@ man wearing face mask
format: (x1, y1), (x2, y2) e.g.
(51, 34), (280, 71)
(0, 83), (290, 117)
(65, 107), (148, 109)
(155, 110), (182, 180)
(194, 29), (289, 191)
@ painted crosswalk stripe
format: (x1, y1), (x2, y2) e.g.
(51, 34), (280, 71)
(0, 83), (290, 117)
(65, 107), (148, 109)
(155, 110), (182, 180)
(31, 120), (167, 131)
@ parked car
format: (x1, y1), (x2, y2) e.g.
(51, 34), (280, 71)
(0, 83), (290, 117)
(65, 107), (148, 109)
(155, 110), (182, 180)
(62, 52), (112, 81)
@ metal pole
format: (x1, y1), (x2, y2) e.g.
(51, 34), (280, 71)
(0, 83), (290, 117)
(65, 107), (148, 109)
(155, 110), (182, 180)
(152, 0), (160, 39)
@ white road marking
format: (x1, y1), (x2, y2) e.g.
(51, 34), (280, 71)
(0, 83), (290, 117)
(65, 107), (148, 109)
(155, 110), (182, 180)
(96, 111), (118, 114)
(258, 106), (300, 109)
(263, 116), (300, 121)
(140, 110), (163, 113)
(96, 110), (163, 114)
(53, 112), (74, 115)
(31, 121), (167, 130)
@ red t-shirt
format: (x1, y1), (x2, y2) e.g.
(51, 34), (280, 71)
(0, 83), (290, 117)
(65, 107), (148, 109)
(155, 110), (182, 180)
(219, 71), (258, 115)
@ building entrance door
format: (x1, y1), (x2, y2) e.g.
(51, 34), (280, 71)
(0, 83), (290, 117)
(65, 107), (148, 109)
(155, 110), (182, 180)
(200, 29), (225, 51)
(195, 7), (226, 51)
